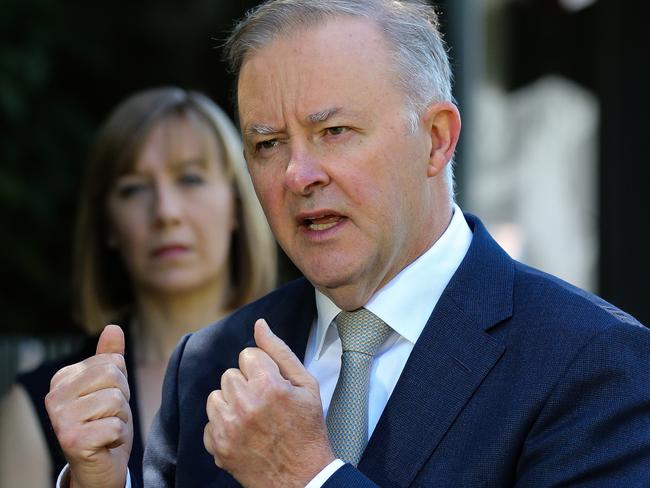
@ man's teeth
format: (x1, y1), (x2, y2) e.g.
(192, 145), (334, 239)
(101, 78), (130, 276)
(309, 221), (338, 231)
(305, 215), (341, 230)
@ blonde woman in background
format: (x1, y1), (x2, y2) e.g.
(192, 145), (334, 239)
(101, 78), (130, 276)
(0, 87), (277, 488)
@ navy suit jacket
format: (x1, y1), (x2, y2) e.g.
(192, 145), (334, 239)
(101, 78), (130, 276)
(144, 215), (650, 487)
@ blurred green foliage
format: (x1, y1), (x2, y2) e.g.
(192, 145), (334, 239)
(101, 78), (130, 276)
(0, 0), (260, 335)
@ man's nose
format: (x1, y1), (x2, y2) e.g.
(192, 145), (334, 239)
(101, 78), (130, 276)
(153, 183), (182, 228)
(284, 147), (330, 196)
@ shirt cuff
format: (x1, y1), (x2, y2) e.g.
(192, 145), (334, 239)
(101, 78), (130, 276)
(56, 464), (131, 488)
(304, 459), (346, 488)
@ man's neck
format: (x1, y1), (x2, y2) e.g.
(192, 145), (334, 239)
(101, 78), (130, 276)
(321, 203), (454, 311)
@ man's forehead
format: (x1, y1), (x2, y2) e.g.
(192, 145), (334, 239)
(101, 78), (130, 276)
(235, 17), (397, 131)
(236, 60), (361, 128)
(236, 15), (387, 80)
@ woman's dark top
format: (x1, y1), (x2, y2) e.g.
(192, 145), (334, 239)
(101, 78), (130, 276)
(16, 328), (145, 488)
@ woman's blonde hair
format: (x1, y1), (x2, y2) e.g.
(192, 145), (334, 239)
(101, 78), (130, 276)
(73, 87), (277, 332)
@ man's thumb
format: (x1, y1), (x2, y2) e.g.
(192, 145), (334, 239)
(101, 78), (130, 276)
(96, 324), (125, 355)
(254, 319), (312, 387)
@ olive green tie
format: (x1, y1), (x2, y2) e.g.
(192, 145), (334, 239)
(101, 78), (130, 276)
(326, 308), (392, 466)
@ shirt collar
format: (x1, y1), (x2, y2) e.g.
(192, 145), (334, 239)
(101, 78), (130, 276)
(313, 205), (473, 358)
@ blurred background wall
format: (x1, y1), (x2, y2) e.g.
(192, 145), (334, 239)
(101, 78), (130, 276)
(1, 0), (648, 393)
(454, 0), (649, 325)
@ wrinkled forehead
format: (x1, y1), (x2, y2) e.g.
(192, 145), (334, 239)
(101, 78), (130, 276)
(234, 14), (394, 103)
(236, 16), (399, 118)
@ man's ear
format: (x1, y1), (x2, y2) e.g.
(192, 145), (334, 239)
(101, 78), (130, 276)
(423, 101), (461, 177)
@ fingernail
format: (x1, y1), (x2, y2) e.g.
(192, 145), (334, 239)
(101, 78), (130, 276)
(258, 318), (272, 336)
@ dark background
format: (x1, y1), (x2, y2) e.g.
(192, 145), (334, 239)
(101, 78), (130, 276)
(1, 0), (648, 337)
(1, 0), (264, 335)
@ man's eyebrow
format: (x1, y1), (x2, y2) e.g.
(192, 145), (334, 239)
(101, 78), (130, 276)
(245, 124), (280, 137)
(244, 107), (345, 136)
(306, 107), (342, 124)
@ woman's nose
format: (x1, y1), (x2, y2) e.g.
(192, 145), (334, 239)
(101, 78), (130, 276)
(152, 183), (183, 228)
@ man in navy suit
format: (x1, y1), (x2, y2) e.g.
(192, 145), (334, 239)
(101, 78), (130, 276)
(48, 1), (650, 487)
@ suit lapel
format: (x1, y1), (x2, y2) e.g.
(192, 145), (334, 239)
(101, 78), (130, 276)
(359, 215), (514, 487)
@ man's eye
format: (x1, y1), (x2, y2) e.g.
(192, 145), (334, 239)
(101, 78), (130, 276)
(256, 139), (279, 152)
(326, 126), (347, 136)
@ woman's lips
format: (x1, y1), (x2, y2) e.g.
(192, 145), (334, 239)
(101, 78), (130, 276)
(151, 245), (189, 259)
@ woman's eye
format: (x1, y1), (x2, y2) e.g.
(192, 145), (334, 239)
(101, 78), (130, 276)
(117, 182), (146, 199)
(179, 172), (205, 185)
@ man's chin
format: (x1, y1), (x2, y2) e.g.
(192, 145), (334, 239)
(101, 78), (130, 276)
(309, 274), (374, 311)
(303, 265), (353, 290)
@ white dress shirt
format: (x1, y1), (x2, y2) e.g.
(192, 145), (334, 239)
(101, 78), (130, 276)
(59, 207), (472, 488)
(305, 205), (472, 487)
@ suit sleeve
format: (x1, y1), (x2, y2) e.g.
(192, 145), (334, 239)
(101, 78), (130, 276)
(322, 463), (380, 487)
(143, 333), (192, 487)
(516, 321), (650, 487)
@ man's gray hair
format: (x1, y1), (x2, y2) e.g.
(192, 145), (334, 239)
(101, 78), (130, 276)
(224, 0), (456, 194)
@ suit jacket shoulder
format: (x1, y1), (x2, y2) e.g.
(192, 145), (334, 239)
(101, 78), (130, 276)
(352, 214), (650, 487)
(145, 277), (316, 488)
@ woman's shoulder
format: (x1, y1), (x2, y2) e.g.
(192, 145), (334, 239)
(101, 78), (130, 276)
(17, 315), (136, 397)
(0, 383), (52, 487)
(16, 335), (99, 397)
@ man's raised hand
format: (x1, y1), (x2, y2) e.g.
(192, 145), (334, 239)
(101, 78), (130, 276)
(46, 324), (132, 488)
(204, 319), (335, 488)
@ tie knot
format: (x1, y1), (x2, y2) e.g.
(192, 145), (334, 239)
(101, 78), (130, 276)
(335, 308), (392, 356)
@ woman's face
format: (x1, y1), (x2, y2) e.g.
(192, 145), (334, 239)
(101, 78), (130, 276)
(106, 115), (236, 298)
